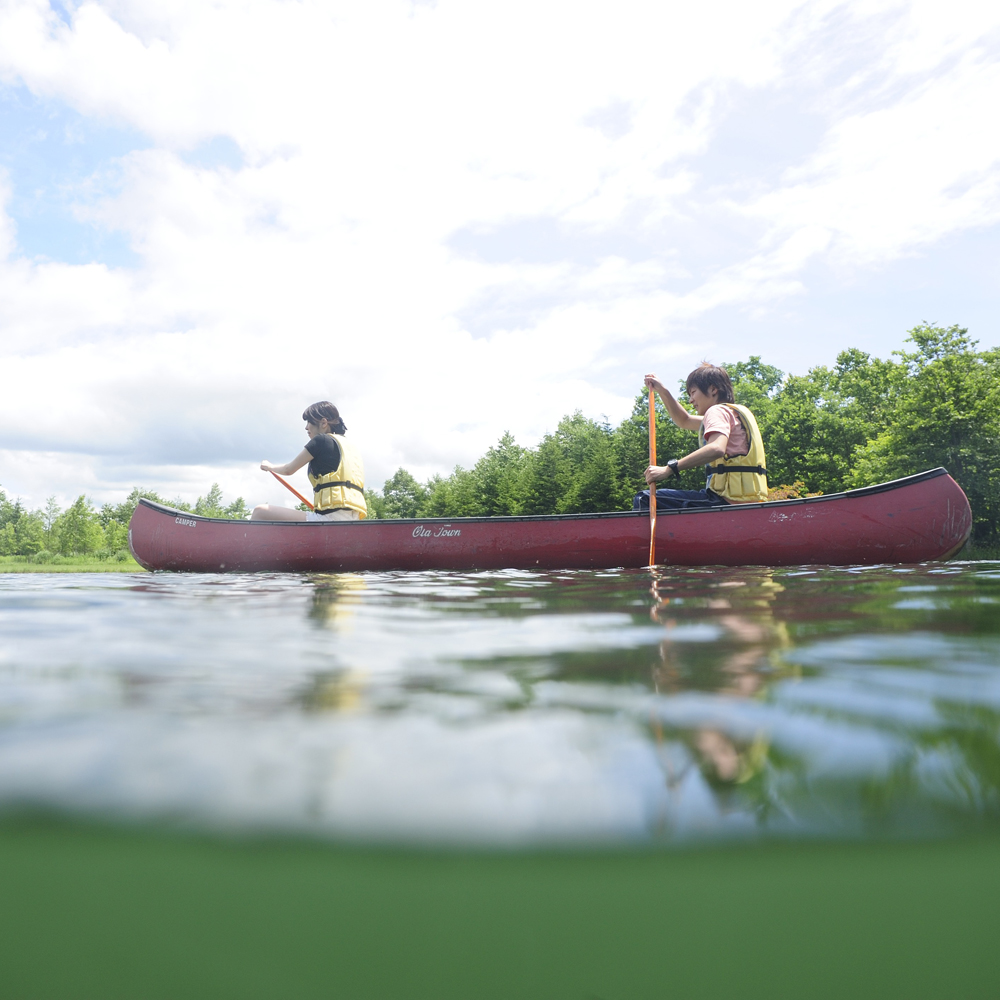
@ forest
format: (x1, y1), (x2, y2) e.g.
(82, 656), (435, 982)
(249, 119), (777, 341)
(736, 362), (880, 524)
(2, 323), (998, 560)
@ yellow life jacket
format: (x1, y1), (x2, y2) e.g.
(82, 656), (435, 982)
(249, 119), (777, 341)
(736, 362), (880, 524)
(308, 434), (367, 518)
(698, 403), (768, 504)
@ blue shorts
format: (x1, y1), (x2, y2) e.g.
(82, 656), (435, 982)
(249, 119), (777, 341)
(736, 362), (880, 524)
(633, 488), (730, 511)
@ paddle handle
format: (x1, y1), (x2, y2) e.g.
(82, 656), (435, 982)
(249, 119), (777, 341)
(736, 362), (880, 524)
(648, 388), (657, 566)
(269, 470), (314, 510)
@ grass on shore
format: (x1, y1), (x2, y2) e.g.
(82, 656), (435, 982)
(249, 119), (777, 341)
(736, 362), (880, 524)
(0, 553), (145, 573)
(961, 540), (1000, 560)
(1, 814), (999, 999)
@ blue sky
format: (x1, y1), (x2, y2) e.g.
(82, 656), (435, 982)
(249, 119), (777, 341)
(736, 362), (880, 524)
(0, 87), (140, 266)
(0, 0), (998, 509)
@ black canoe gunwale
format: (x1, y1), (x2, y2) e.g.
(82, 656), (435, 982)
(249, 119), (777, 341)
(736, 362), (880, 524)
(135, 467), (953, 527)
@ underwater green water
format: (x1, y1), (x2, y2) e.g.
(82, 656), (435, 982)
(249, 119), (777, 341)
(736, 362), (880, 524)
(2, 818), (999, 1000)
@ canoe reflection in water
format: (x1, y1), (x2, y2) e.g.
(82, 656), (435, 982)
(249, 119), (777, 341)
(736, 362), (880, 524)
(650, 569), (795, 787)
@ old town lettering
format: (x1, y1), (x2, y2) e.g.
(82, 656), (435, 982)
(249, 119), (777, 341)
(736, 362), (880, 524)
(412, 524), (462, 538)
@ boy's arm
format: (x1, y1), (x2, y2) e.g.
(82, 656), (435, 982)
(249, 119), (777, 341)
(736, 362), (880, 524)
(643, 374), (702, 432)
(645, 433), (728, 484)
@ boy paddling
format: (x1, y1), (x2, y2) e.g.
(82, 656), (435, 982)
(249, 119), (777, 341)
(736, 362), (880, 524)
(634, 363), (768, 510)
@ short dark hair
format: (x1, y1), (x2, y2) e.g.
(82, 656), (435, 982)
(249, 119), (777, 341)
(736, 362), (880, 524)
(302, 401), (347, 434)
(686, 363), (735, 404)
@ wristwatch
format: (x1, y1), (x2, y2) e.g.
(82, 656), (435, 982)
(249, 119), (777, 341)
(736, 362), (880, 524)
(666, 459), (680, 477)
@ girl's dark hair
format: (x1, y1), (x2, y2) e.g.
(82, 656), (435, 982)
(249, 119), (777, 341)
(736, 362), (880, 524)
(686, 363), (735, 404)
(302, 401), (347, 434)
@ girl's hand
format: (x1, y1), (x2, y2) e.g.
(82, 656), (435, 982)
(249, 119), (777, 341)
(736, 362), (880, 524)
(644, 374), (666, 393)
(261, 460), (275, 472)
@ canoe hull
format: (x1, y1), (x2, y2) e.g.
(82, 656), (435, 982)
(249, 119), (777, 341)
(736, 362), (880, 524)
(128, 469), (972, 572)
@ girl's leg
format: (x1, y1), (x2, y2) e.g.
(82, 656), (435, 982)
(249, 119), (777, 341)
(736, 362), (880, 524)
(250, 504), (309, 521)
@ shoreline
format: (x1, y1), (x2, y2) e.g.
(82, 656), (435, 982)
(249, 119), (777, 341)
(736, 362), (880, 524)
(0, 556), (146, 573)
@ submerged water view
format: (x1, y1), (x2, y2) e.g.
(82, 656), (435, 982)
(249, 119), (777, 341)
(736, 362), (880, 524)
(1, 562), (999, 846)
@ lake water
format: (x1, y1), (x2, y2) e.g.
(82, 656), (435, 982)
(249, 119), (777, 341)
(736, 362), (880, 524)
(1, 563), (999, 846)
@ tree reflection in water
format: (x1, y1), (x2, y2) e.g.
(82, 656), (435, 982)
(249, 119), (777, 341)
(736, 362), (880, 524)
(638, 563), (1000, 837)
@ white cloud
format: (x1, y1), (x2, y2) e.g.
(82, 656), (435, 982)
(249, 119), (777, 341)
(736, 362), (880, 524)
(0, 0), (998, 509)
(747, 48), (1000, 266)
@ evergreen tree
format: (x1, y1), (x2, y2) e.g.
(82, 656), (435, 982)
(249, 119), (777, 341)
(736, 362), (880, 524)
(381, 468), (428, 518)
(363, 489), (387, 519)
(0, 491), (45, 556)
(192, 484), (249, 519)
(471, 432), (528, 515)
(224, 497), (251, 519)
(53, 496), (105, 555)
(100, 488), (167, 529)
(552, 414), (618, 514)
(520, 433), (567, 515)
(194, 484), (225, 516)
(43, 497), (61, 533)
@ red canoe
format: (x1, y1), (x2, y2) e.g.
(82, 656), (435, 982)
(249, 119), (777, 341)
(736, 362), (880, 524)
(128, 468), (971, 572)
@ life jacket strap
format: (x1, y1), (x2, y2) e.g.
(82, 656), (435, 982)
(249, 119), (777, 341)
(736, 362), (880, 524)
(313, 481), (365, 493)
(705, 465), (767, 475)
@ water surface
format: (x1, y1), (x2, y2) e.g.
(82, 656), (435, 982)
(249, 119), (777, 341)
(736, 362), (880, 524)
(1, 563), (999, 845)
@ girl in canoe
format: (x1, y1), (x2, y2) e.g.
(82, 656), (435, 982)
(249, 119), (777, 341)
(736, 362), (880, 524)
(635, 363), (768, 510)
(251, 402), (367, 521)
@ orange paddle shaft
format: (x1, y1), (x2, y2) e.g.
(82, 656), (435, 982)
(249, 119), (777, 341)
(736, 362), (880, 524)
(269, 470), (314, 510)
(648, 388), (657, 566)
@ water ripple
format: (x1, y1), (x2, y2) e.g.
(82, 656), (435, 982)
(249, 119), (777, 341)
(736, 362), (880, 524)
(0, 562), (998, 843)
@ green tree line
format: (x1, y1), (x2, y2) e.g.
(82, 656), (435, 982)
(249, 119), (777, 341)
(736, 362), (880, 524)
(365, 324), (1000, 546)
(0, 484), (249, 561)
